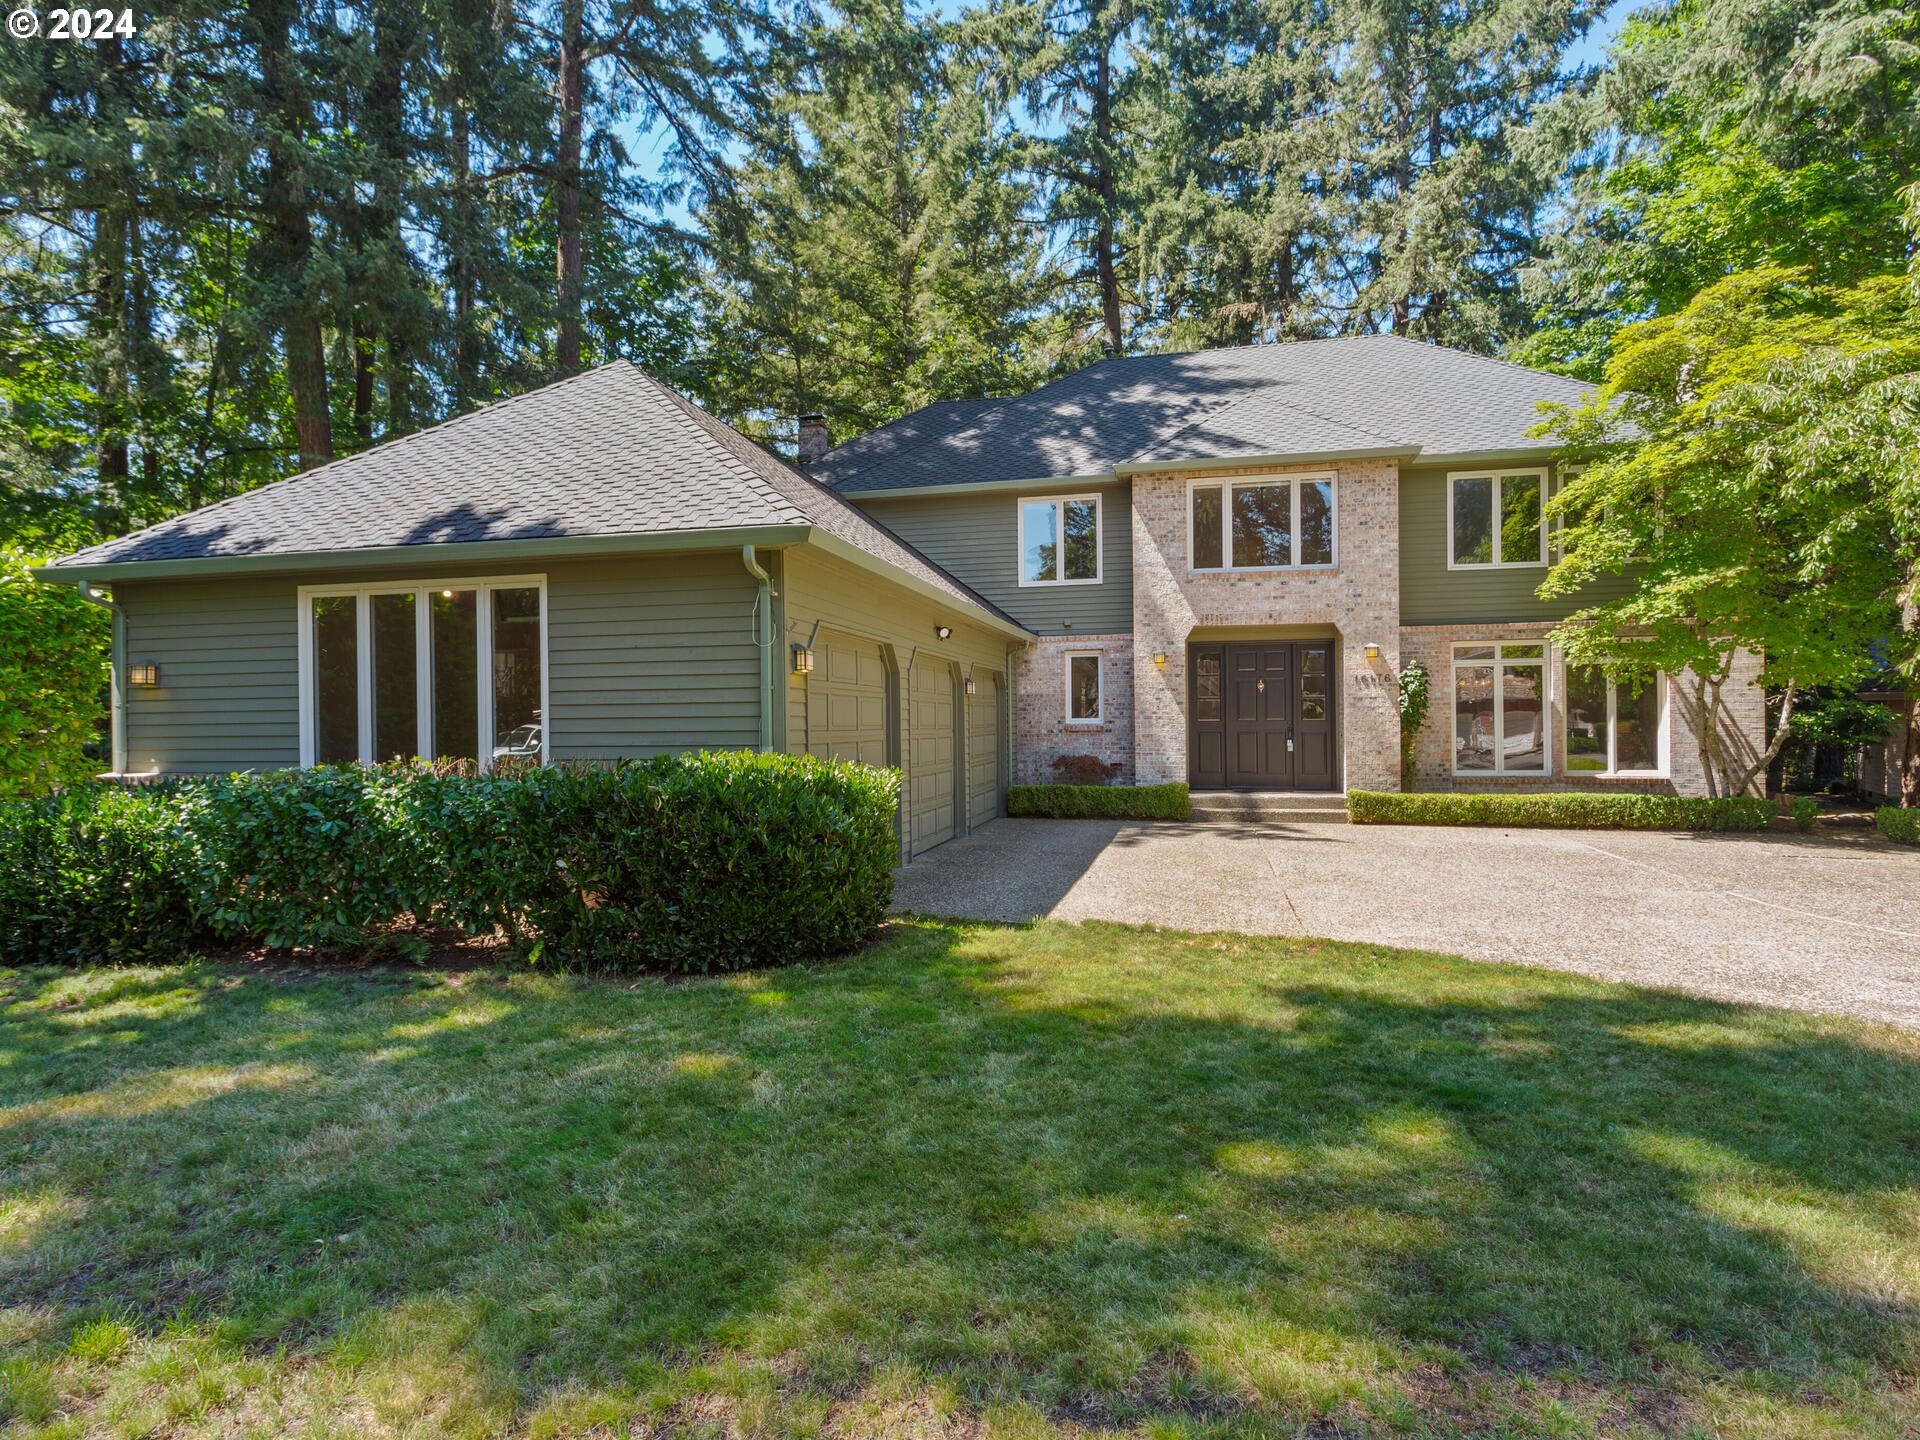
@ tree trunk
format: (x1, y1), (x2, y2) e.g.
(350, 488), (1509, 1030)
(92, 200), (130, 538)
(1900, 690), (1920, 807)
(255, 0), (332, 469)
(352, 321), (376, 446)
(1090, 0), (1122, 355)
(368, 0), (410, 436)
(554, 0), (586, 376)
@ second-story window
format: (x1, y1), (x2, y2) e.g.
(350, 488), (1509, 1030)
(1449, 469), (1547, 568)
(1020, 495), (1101, 585)
(1190, 475), (1336, 571)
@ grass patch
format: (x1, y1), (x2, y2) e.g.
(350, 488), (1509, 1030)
(1007, 782), (1189, 820)
(5, 922), (1920, 1437)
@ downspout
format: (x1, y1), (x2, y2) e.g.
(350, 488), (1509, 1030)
(72, 579), (128, 775)
(741, 545), (774, 753)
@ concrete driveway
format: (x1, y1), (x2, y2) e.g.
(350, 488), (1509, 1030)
(892, 818), (1920, 1030)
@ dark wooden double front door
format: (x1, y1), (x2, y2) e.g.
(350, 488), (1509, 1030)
(1189, 642), (1336, 790)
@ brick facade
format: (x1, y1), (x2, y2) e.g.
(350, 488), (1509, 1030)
(1399, 622), (1768, 796)
(1013, 634), (1135, 783)
(1129, 460), (1403, 790)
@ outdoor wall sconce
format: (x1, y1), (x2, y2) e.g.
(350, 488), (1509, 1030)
(128, 664), (160, 688)
(1153, 652), (1167, 668)
(791, 644), (814, 675)
(965, 675), (978, 697)
(1363, 642), (1382, 662)
(935, 625), (952, 641)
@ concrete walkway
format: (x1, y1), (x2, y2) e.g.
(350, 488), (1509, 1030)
(892, 818), (1920, 1030)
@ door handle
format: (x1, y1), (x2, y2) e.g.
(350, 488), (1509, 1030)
(1287, 736), (1294, 752)
(1256, 678), (1265, 693)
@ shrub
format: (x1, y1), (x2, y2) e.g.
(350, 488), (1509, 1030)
(1877, 807), (1920, 845)
(1396, 660), (1431, 791)
(1346, 790), (1775, 831)
(0, 782), (208, 963)
(175, 765), (430, 950)
(0, 752), (901, 971)
(1789, 795), (1819, 833)
(1049, 754), (1123, 786)
(467, 752), (901, 971)
(1007, 782), (1189, 820)
(1, 549), (110, 799)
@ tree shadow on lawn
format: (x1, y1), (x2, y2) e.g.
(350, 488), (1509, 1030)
(3, 922), (1919, 1436)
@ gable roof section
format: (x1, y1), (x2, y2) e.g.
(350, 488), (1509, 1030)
(812, 335), (1594, 494)
(46, 362), (1027, 633)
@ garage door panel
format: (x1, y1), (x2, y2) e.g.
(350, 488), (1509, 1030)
(909, 663), (956, 855)
(967, 670), (1004, 827)
(809, 632), (890, 768)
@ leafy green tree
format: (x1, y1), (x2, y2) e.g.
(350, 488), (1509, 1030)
(1539, 267), (1919, 798)
(0, 546), (109, 797)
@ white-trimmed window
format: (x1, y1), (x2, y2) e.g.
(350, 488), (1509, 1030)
(1565, 666), (1666, 776)
(1189, 473), (1336, 571)
(1452, 642), (1548, 775)
(1065, 651), (1103, 724)
(1449, 468), (1548, 568)
(299, 575), (548, 768)
(1019, 495), (1102, 585)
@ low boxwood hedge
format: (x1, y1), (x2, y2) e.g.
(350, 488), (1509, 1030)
(1346, 790), (1775, 831)
(1877, 806), (1920, 845)
(0, 752), (900, 972)
(1007, 782), (1189, 821)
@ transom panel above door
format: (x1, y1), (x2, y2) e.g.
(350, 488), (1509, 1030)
(1188, 640), (1337, 791)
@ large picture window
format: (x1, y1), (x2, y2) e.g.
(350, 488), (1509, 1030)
(299, 575), (547, 768)
(1452, 642), (1547, 774)
(1190, 474), (1336, 571)
(1565, 667), (1665, 775)
(1019, 495), (1102, 585)
(1449, 469), (1547, 568)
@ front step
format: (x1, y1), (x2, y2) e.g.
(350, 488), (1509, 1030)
(1189, 790), (1349, 824)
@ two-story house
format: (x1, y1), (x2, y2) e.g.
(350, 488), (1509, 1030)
(815, 336), (1763, 803)
(39, 340), (1765, 859)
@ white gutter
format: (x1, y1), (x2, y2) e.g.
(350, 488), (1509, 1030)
(741, 545), (775, 753)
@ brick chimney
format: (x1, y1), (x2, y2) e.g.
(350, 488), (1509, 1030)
(796, 413), (830, 466)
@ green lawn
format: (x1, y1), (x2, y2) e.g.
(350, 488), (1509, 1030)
(4, 921), (1919, 1439)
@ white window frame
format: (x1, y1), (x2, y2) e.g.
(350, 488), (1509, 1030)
(1186, 472), (1339, 573)
(296, 573), (550, 769)
(1064, 650), (1104, 725)
(1017, 494), (1104, 587)
(1447, 467), (1549, 570)
(1563, 666), (1669, 778)
(1449, 641), (1551, 777)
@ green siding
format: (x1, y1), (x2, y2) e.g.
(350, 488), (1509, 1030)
(1397, 465), (1635, 625)
(545, 555), (760, 759)
(119, 577), (301, 775)
(115, 554), (762, 774)
(854, 482), (1131, 636)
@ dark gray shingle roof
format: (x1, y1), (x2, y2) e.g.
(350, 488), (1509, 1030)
(50, 363), (1023, 629)
(813, 335), (1593, 493)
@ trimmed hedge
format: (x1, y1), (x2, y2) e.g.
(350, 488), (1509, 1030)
(0, 782), (209, 964)
(1346, 790), (1775, 831)
(0, 752), (900, 971)
(1877, 806), (1920, 845)
(1007, 782), (1189, 820)
(1788, 795), (1819, 833)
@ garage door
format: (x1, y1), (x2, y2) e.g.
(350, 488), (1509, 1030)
(808, 632), (890, 766)
(909, 661), (957, 856)
(967, 669), (1005, 827)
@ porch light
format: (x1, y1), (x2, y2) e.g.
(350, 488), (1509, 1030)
(935, 625), (952, 641)
(128, 663), (160, 688)
(1363, 641), (1382, 662)
(1153, 652), (1167, 668)
(791, 644), (814, 675)
(965, 674), (977, 697)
